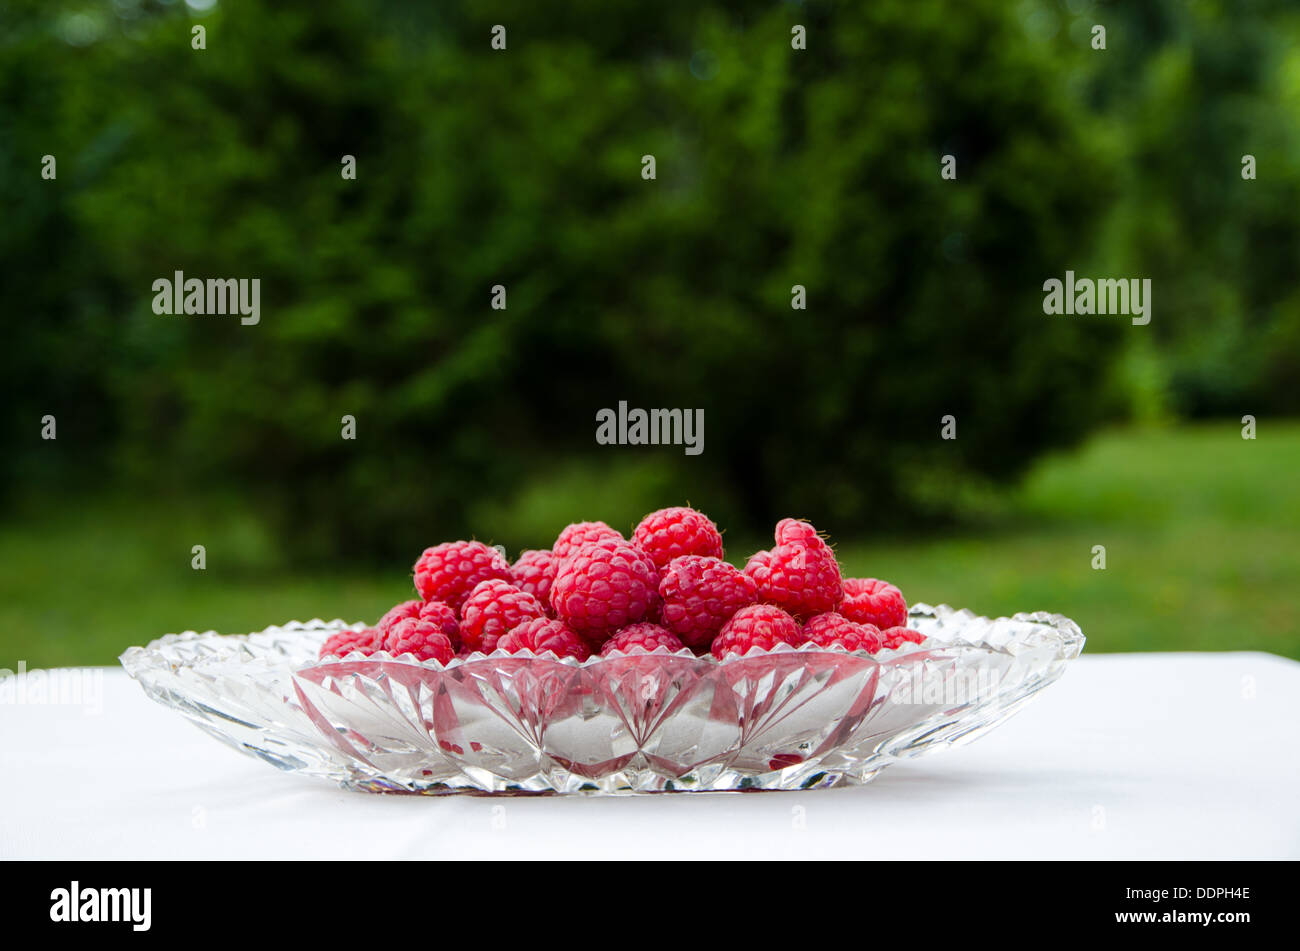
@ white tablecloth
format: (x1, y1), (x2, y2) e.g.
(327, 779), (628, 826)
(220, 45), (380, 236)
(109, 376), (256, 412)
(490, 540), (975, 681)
(2, 653), (1296, 860)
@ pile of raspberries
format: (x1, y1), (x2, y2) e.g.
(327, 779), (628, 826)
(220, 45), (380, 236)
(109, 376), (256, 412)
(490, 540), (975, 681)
(319, 507), (925, 665)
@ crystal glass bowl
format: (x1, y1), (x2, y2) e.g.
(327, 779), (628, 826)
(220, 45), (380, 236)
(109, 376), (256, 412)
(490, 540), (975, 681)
(120, 604), (1083, 794)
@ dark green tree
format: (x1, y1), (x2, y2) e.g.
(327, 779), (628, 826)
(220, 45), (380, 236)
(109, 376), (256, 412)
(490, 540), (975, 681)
(1, 0), (1200, 554)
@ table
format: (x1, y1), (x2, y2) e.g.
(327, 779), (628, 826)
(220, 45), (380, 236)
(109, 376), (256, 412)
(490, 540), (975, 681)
(2, 653), (1296, 859)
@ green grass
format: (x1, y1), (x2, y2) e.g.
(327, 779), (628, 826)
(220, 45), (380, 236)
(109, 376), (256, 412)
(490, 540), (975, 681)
(2, 422), (1297, 669)
(837, 422), (1300, 656)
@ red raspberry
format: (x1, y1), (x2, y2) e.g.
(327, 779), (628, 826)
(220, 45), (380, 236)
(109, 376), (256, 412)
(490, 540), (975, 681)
(841, 578), (908, 629)
(496, 617), (591, 660)
(801, 613), (882, 652)
(632, 506), (724, 570)
(559, 534), (628, 571)
(376, 599), (423, 635)
(600, 622), (684, 656)
(879, 626), (925, 650)
(743, 519), (843, 619)
(550, 541), (660, 646)
(412, 541), (512, 611)
(319, 627), (381, 659)
(382, 617), (455, 664)
(774, 518), (823, 547)
(658, 555), (757, 650)
(710, 604), (802, 659)
(459, 579), (548, 654)
(415, 599), (461, 651)
(552, 521), (624, 562)
(511, 549), (557, 613)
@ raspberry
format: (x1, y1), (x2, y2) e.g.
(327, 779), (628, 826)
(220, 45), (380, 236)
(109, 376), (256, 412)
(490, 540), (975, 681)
(879, 626), (925, 650)
(511, 549), (557, 613)
(459, 579), (548, 654)
(319, 627), (381, 659)
(382, 617), (455, 664)
(801, 613), (882, 652)
(496, 617), (591, 661)
(743, 519), (843, 619)
(841, 578), (908, 629)
(774, 518), (823, 547)
(376, 599), (424, 635)
(412, 541), (512, 612)
(415, 599), (461, 651)
(552, 521), (624, 562)
(600, 622), (684, 656)
(632, 506), (724, 570)
(550, 540), (660, 646)
(710, 604), (802, 659)
(658, 555), (757, 650)
(559, 534), (628, 572)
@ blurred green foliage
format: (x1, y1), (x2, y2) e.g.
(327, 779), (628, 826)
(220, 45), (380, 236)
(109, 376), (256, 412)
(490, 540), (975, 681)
(1080, 0), (1300, 416)
(1, 0), (1298, 561)
(4, 423), (1296, 667)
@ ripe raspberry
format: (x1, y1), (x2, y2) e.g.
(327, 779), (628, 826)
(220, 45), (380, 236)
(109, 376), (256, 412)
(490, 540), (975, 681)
(550, 541), (660, 646)
(382, 617), (455, 664)
(632, 506), (724, 570)
(376, 599), (424, 635)
(774, 517), (823, 547)
(841, 578), (908, 629)
(879, 626), (926, 650)
(710, 604), (802, 659)
(552, 521), (624, 562)
(511, 549), (557, 613)
(658, 555), (757, 650)
(319, 627), (381, 659)
(801, 613), (882, 653)
(496, 617), (591, 660)
(459, 579), (548, 654)
(743, 519), (843, 619)
(412, 541), (512, 612)
(600, 623), (684, 656)
(415, 599), (461, 651)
